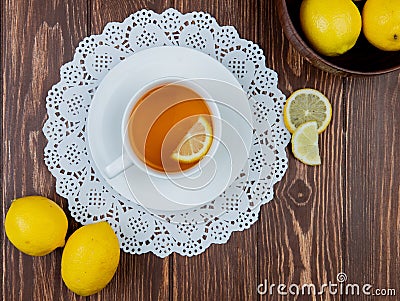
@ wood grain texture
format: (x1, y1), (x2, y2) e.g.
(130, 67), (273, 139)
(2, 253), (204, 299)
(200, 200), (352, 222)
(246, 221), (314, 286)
(2, 0), (400, 300)
(2, 0), (88, 300)
(258, 1), (343, 301)
(345, 73), (400, 300)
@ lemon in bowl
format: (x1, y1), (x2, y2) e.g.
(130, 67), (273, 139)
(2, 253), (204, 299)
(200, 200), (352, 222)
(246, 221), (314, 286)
(299, 0), (362, 57)
(362, 0), (400, 51)
(277, 0), (400, 75)
(5, 196), (68, 256)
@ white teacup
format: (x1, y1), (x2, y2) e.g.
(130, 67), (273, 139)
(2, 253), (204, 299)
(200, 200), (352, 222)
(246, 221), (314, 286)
(105, 77), (222, 179)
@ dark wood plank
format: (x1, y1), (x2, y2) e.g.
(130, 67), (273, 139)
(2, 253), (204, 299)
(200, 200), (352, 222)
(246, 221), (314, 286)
(89, 1), (174, 300)
(1, 0), (88, 300)
(257, 1), (344, 301)
(0, 3), (2, 298)
(345, 72), (400, 301)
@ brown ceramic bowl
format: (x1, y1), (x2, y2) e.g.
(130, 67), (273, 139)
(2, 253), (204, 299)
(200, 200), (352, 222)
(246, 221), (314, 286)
(276, 0), (400, 76)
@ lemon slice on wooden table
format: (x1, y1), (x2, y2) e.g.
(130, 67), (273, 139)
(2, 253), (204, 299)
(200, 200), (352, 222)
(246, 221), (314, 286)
(171, 116), (213, 163)
(291, 121), (321, 166)
(284, 88), (332, 134)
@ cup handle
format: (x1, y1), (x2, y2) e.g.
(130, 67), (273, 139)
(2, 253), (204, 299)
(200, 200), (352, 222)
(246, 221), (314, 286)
(105, 153), (133, 178)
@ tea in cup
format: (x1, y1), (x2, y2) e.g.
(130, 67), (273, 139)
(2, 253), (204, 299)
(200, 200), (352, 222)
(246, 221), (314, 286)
(105, 77), (221, 179)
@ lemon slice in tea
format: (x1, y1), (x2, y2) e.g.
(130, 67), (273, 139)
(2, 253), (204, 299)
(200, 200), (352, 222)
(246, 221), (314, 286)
(291, 121), (321, 166)
(171, 116), (213, 164)
(284, 88), (332, 134)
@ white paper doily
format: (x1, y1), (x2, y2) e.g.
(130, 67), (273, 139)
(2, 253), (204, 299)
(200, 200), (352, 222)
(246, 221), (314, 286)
(43, 8), (290, 257)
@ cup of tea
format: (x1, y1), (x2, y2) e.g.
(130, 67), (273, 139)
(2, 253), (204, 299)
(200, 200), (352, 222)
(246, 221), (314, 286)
(105, 77), (222, 179)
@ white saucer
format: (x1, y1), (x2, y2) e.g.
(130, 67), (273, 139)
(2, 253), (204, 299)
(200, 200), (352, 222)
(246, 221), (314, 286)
(87, 46), (253, 211)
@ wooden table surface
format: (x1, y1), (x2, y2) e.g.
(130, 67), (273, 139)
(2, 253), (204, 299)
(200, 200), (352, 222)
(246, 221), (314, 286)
(2, 0), (399, 300)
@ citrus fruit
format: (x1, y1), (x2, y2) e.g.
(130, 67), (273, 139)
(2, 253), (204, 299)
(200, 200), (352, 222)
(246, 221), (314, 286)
(300, 0), (362, 56)
(61, 221), (120, 296)
(292, 121), (321, 166)
(4, 196), (68, 256)
(362, 0), (400, 51)
(171, 116), (213, 163)
(283, 88), (332, 134)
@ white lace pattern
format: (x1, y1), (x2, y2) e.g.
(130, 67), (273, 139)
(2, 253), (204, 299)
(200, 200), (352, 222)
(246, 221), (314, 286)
(43, 8), (290, 257)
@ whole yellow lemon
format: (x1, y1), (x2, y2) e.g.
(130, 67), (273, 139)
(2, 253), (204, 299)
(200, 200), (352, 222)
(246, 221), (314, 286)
(300, 0), (362, 56)
(5, 196), (68, 256)
(363, 0), (400, 51)
(61, 221), (120, 296)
